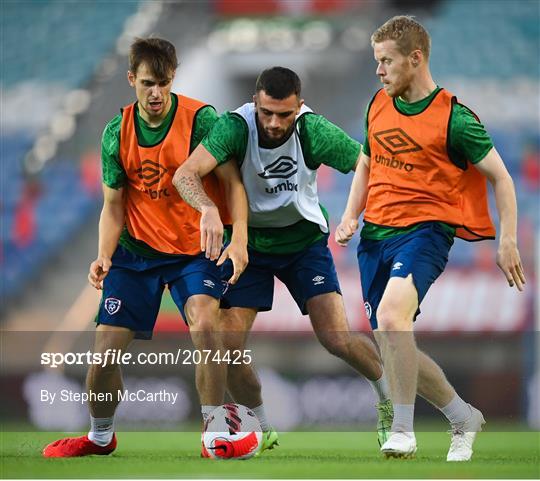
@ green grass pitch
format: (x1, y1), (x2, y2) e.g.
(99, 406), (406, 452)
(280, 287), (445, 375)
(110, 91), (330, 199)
(1, 429), (538, 478)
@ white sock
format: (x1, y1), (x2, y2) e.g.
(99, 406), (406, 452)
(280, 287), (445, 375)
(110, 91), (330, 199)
(251, 404), (270, 431)
(88, 416), (114, 446)
(201, 405), (218, 422)
(369, 372), (390, 402)
(391, 404), (415, 434)
(440, 394), (472, 425)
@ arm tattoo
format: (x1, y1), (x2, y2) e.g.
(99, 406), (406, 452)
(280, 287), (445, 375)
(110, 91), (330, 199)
(173, 172), (216, 212)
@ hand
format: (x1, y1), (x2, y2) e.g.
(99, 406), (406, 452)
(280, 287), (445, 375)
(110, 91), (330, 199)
(335, 217), (359, 246)
(496, 239), (526, 291)
(217, 241), (248, 285)
(200, 206), (223, 260)
(88, 257), (112, 290)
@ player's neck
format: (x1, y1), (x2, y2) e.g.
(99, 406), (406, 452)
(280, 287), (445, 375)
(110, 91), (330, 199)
(399, 74), (437, 104)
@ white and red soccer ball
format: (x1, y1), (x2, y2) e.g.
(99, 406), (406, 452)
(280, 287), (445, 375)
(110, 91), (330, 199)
(203, 403), (262, 459)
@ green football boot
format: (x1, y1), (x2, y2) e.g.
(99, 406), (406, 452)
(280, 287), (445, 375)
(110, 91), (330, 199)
(376, 399), (394, 447)
(256, 429), (279, 455)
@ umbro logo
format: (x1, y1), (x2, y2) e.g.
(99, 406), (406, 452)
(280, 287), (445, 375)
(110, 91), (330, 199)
(203, 279), (215, 288)
(312, 275), (325, 285)
(258, 156), (297, 180)
(373, 128), (422, 155)
(135, 159), (168, 187)
(392, 262), (403, 271)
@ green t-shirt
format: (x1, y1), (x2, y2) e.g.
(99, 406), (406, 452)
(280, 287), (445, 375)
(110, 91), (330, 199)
(101, 94), (219, 258)
(361, 87), (494, 241)
(202, 111), (361, 254)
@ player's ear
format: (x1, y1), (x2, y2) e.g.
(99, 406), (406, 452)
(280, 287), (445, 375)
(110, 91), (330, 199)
(410, 50), (422, 67)
(127, 70), (136, 87)
(252, 94), (257, 106)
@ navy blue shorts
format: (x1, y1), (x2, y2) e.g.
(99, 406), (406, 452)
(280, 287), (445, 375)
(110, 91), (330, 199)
(96, 246), (224, 339)
(220, 236), (341, 315)
(357, 223), (453, 330)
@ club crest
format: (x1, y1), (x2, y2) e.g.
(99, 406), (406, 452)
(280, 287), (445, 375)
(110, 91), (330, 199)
(364, 301), (372, 320)
(104, 297), (122, 315)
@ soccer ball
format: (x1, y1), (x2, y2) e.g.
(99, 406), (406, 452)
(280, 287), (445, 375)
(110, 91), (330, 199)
(203, 403), (262, 460)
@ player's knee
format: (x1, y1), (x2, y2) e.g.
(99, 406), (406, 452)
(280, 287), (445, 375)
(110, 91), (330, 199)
(93, 326), (134, 353)
(185, 298), (219, 332)
(376, 307), (411, 332)
(188, 316), (215, 333)
(218, 309), (253, 350)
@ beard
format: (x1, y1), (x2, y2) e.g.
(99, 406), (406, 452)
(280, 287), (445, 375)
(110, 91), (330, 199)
(256, 122), (295, 148)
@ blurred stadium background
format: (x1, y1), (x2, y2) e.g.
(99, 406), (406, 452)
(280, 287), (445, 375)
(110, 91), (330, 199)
(1, 0), (538, 433)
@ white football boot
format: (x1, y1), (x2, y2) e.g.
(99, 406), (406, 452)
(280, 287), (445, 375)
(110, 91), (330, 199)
(380, 432), (417, 458)
(447, 405), (486, 462)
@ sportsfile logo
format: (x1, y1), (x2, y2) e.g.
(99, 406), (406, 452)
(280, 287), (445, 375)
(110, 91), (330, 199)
(41, 349), (253, 369)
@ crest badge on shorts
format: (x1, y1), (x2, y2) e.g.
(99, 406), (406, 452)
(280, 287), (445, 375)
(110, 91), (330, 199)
(104, 297), (122, 315)
(364, 301), (372, 320)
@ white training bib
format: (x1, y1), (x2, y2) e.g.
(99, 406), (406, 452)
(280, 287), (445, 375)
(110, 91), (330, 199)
(233, 102), (327, 232)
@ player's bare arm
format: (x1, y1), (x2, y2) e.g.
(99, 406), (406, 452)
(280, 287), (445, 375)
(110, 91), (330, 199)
(474, 147), (526, 291)
(173, 144), (223, 260)
(335, 152), (371, 246)
(89, 184), (125, 290)
(173, 144), (217, 210)
(213, 160), (249, 284)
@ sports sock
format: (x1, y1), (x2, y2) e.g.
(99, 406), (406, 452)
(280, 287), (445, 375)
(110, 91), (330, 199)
(369, 372), (390, 402)
(440, 394), (472, 425)
(251, 404), (270, 431)
(88, 416), (114, 446)
(201, 405), (218, 422)
(391, 404), (415, 434)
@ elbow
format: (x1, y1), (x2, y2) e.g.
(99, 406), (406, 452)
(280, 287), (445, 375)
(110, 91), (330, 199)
(102, 201), (125, 222)
(174, 162), (201, 189)
(172, 165), (188, 191)
(491, 171), (514, 189)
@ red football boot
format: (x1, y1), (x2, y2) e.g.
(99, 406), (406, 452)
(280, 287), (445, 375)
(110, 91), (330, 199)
(43, 434), (117, 458)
